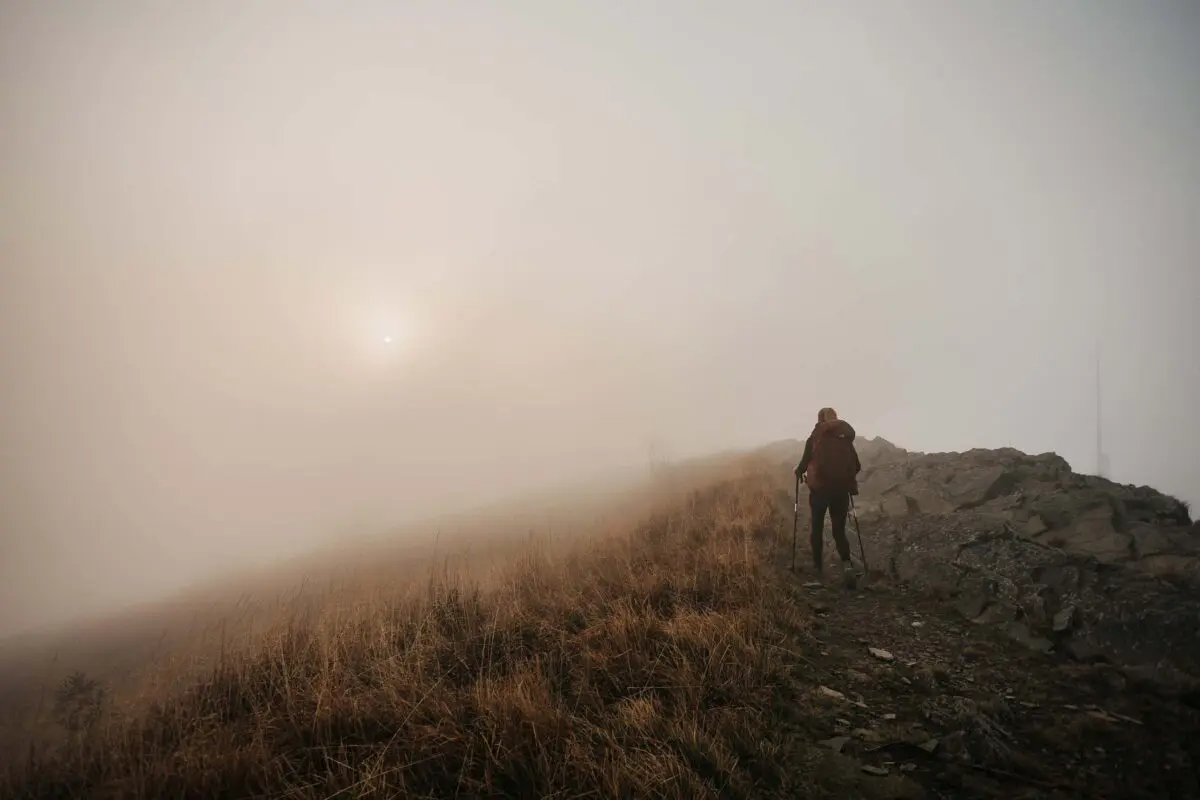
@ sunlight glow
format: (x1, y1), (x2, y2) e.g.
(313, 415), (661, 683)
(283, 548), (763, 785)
(361, 306), (424, 365)
(340, 289), (431, 371)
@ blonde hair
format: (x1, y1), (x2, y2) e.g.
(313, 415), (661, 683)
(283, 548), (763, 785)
(817, 407), (838, 423)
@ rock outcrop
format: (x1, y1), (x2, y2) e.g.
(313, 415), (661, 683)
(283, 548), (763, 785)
(764, 437), (1200, 681)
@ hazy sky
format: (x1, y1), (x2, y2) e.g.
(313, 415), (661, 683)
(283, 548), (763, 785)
(2, 1), (1198, 637)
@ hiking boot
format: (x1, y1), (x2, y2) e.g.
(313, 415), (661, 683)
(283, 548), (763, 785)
(841, 561), (857, 590)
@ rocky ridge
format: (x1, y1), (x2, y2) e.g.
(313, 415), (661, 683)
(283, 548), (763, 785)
(764, 437), (1200, 684)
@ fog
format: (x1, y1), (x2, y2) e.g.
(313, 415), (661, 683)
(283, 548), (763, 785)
(1, 1), (1198, 638)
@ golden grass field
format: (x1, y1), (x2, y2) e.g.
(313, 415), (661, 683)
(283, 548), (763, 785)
(2, 453), (897, 799)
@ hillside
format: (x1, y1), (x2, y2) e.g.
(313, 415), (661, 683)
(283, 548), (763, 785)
(0, 461), (711, 766)
(3, 444), (1199, 798)
(765, 437), (1200, 678)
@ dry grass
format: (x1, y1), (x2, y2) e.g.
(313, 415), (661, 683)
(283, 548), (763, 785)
(3, 459), (863, 799)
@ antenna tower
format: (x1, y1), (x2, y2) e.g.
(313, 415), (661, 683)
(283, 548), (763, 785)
(1096, 344), (1109, 478)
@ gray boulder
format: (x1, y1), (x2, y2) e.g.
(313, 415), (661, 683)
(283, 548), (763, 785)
(850, 441), (1195, 582)
(864, 510), (1200, 676)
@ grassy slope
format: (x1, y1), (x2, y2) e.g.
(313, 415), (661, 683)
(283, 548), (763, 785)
(5, 456), (903, 799)
(0, 461), (690, 765)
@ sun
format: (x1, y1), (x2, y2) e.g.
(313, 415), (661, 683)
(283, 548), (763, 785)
(347, 298), (424, 365)
(368, 312), (418, 357)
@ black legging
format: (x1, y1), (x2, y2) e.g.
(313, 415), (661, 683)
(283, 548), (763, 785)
(810, 489), (851, 567)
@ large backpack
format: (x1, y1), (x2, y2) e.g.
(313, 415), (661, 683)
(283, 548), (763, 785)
(807, 419), (859, 494)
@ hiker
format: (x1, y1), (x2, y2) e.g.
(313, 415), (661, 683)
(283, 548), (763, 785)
(794, 407), (861, 585)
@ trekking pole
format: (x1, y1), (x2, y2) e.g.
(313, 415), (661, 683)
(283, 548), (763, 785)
(849, 494), (868, 575)
(790, 474), (800, 571)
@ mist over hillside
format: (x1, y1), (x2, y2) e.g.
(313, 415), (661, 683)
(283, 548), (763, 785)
(3, 443), (1198, 798)
(1, 1), (1198, 794)
(2, 0), (1199, 643)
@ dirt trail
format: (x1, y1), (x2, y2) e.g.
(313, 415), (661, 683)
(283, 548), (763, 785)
(764, 547), (1200, 799)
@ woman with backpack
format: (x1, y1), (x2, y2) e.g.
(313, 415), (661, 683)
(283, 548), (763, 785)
(794, 407), (862, 587)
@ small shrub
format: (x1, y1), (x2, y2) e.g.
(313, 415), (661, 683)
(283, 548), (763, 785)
(52, 672), (105, 735)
